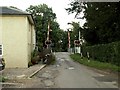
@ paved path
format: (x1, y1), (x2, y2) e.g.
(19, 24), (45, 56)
(54, 52), (119, 88)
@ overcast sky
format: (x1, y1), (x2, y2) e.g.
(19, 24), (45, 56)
(0, 0), (85, 30)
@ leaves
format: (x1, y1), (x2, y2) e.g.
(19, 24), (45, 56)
(66, 1), (120, 45)
(26, 4), (67, 51)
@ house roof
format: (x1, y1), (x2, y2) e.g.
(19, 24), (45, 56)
(0, 7), (34, 25)
(0, 6), (30, 15)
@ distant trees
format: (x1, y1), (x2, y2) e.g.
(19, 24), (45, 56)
(66, 1), (120, 45)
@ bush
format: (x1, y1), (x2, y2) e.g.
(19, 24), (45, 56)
(48, 54), (56, 65)
(43, 53), (56, 65)
(0, 76), (7, 82)
(82, 41), (120, 66)
(31, 50), (40, 65)
(30, 48), (56, 65)
(28, 61), (33, 67)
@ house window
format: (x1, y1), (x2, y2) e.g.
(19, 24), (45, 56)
(0, 45), (2, 56)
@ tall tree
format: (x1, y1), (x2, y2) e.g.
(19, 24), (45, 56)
(26, 4), (61, 51)
(26, 4), (67, 51)
(66, 1), (120, 45)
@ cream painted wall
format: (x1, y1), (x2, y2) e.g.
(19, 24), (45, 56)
(2, 15), (29, 68)
(0, 16), (2, 44)
(27, 18), (35, 62)
(31, 25), (35, 51)
(26, 18), (32, 62)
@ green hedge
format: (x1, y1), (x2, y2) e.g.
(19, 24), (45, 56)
(82, 41), (120, 66)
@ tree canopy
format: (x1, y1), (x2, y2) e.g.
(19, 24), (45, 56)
(66, 1), (120, 45)
(26, 4), (67, 51)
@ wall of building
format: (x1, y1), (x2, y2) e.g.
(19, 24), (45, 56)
(25, 17), (35, 64)
(26, 18), (31, 63)
(2, 15), (28, 68)
(32, 26), (36, 50)
(0, 16), (2, 45)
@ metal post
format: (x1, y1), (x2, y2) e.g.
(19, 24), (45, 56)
(68, 30), (71, 52)
(47, 21), (50, 41)
(79, 30), (80, 41)
(47, 21), (50, 48)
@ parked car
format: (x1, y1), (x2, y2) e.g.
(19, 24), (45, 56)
(0, 56), (5, 71)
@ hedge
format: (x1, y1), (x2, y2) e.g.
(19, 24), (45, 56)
(82, 41), (120, 66)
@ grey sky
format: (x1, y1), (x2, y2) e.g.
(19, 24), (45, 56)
(0, 0), (85, 30)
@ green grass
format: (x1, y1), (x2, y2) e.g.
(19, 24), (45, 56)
(70, 54), (120, 72)
(0, 75), (7, 82)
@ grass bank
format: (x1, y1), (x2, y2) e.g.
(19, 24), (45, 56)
(70, 54), (120, 72)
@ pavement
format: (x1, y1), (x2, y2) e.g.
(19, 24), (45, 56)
(1, 64), (46, 88)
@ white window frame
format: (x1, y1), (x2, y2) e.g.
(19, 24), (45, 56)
(0, 44), (3, 57)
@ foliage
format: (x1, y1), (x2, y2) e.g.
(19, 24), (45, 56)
(31, 50), (40, 65)
(50, 54), (56, 65)
(62, 31), (68, 52)
(31, 49), (39, 59)
(70, 54), (120, 72)
(0, 76), (7, 82)
(28, 61), (33, 67)
(66, 2), (120, 45)
(47, 53), (56, 65)
(82, 41), (120, 66)
(26, 4), (66, 51)
(51, 29), (67, 52)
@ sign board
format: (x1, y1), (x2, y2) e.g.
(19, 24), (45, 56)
(74, 40), (80, 46)
(45, 40), (52, 45)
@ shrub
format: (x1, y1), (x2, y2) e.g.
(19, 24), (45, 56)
(0, 76), (7, 82)
(82, 41), (120, 66)
(48, 54), (56, 65)
(31, 50), (40, 65)
(28, 61), (33, 67)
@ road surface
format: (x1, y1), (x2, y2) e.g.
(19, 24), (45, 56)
(54, 52), (119, 88)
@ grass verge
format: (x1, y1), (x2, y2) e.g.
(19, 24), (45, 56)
(70, 54), (120, 72)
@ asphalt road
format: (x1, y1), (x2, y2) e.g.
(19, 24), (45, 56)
(54, 52), (119, 88)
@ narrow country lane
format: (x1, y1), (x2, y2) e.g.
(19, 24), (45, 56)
(54, 52), (118, 88)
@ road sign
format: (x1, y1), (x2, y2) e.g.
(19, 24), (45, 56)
(45, 40), (51, 45)
(74, 40), (80, 46)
